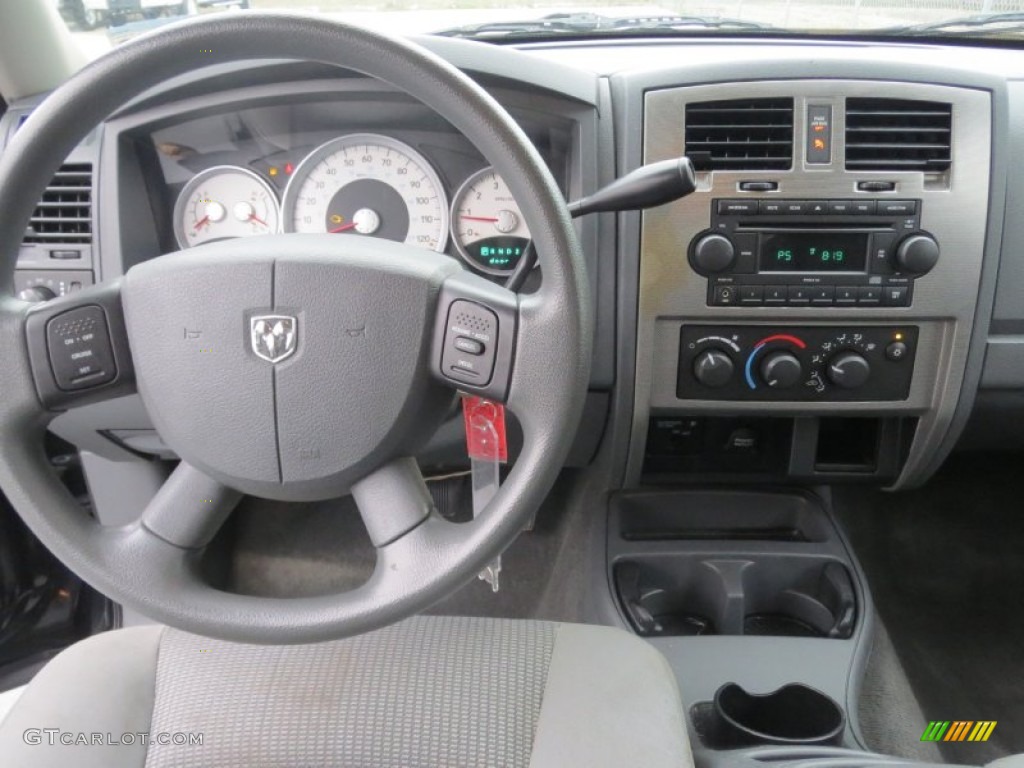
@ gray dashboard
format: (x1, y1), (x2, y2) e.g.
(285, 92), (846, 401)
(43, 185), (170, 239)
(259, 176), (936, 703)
(4, 34), (1024, 487)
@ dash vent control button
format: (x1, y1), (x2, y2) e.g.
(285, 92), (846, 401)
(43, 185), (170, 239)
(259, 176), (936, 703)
(45, 306), (117, 391)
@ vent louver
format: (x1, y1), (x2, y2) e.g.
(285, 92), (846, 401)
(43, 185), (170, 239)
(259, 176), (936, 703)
(22, 163), (93, 245)
(845, 98), (952, 172)
(684, 98), (794, 171)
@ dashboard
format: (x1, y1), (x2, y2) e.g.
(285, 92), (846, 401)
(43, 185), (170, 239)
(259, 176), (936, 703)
(6, 34), (1024, 490)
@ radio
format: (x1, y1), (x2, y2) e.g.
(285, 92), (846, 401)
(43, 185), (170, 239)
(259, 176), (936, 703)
(688, 198), (940, 308)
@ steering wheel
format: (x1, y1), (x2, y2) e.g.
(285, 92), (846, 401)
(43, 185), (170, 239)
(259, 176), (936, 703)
(0, 14), (591, 643)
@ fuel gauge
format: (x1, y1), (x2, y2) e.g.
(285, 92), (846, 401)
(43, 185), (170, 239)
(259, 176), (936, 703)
(450, 167), (531, 275)
(173, 166), (280, 249)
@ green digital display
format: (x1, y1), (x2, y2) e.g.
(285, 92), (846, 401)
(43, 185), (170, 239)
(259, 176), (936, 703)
(467, 236), (530, 272)
(760, 232), (867, 272)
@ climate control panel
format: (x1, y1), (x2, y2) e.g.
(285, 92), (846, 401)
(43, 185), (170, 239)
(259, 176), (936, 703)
(677, 325), (917, 401)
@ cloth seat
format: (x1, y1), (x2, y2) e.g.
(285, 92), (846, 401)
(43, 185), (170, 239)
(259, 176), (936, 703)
(0, 615), (693, 767)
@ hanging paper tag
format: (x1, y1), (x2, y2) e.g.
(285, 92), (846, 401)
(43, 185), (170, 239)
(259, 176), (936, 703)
(462, 395), (508, 463)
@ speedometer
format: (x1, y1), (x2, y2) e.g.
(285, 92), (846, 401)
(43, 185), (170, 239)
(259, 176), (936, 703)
(282, 133), (448, 252)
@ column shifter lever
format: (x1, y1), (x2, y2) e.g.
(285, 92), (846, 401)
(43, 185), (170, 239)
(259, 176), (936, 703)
(505, 157), (697, 291)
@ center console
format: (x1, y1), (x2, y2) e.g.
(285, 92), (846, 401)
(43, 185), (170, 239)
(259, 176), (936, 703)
(629, 80), (991, 489)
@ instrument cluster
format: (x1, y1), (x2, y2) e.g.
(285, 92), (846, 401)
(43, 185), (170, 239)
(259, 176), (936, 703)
(168, 131), (532, 277)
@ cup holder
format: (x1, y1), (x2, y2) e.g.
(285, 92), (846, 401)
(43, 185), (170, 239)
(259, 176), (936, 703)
(693, 683), (845, 748)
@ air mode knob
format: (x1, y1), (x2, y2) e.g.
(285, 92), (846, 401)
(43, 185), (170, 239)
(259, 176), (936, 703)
(760, 352), (803, 389)
(895, 233), (940, 275)
(827, 352), (871, 389)
(693, 349), (735, 388)
(690, 233), (735, 274)
(16, 285), (56, 303)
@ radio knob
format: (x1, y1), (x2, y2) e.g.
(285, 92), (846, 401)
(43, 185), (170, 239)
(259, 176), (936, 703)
(690, 233), (735, 274)
(760, 352), (803, 389)
(693, 349), (734, 388)
(895, 233), (940, 275)
(827, 352), (871, 389)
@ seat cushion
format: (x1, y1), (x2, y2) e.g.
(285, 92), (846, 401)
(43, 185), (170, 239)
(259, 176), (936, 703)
(0, 616), (692, 768)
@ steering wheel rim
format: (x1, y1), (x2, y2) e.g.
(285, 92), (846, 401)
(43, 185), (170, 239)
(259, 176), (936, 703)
(0, 13), (591, 643)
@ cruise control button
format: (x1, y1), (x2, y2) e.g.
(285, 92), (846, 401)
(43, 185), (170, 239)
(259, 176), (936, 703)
(45, 306), (117, 391)
(835, 286), (858, 304)
(454, 336), (485, 355)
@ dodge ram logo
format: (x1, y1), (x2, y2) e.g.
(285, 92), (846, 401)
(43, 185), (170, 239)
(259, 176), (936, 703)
(250, 315), (297, 363)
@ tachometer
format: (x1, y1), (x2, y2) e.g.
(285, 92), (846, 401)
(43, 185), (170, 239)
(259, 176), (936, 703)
(282, 133), (448, 252)
(450, 166), (531, 275)
(173, 166), (279, 249)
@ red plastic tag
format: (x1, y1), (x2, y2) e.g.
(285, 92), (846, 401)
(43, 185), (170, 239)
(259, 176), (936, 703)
(462, 396), (508, 463)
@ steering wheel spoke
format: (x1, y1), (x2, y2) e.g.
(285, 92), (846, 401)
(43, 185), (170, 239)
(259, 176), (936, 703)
(140, 462), (242, 549)
(22, 279), (136, 410)
(430, 270), (519, 404)
(351, 457), (435, 547)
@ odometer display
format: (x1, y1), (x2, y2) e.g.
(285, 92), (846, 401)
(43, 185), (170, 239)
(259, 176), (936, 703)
(760, 232), (868, 272)
(282, 133), (448, 252)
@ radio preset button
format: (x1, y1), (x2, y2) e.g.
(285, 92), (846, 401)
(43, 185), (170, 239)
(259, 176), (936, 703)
(764, 286), (787, 304)
(858, 287), (882, 305)
(739, 286), (764, 304)
(835, 286), (858, 304)
(810, 286), (835, 304)
(787, 286), (812, 304)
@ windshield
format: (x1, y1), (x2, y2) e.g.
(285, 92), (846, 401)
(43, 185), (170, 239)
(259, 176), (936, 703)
(56, 0), (1024, 55)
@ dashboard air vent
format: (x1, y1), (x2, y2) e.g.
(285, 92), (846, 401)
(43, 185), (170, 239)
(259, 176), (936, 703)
(22, 163), (93, 245)
(845, 98), (952, 172)
(684, 98), (794, 171)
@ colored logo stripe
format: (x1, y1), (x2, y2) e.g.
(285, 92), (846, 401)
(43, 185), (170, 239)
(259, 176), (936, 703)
(921, 721), (996, 742)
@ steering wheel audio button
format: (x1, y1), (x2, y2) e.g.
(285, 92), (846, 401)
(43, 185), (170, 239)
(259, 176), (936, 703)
(454, 336), (485, 355)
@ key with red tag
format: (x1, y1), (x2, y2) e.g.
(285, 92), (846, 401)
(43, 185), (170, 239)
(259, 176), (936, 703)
(462, 396), (507, 591)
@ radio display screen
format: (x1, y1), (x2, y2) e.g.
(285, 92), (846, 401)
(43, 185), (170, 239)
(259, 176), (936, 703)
(760, 233), (868, 272)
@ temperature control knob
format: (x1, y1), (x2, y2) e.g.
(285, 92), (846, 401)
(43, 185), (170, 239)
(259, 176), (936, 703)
(17, 285), (56, 303)
(693, 349), (734, 388)
(895, 233), (940, 275)
(760, 352), (803, 389)
(826, 352), (871, 389)
(690, 233), (735, 274)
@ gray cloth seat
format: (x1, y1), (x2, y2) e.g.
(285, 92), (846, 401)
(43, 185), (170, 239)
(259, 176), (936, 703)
(0, 615), (693, 768)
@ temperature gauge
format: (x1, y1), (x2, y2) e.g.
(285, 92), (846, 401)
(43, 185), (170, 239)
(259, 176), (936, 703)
(173, 166), (280, 249)
(450, 167), (531, 275)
